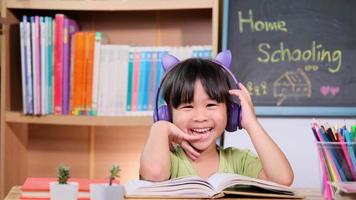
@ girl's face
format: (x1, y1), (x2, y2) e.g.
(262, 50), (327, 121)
(172, 79), (228, 152)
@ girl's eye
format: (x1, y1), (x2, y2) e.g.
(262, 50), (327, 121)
(179, 104), (193, 109)
(207, 103), (218, 108)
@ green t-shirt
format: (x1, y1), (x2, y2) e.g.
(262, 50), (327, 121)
(170, 145), (262, 179)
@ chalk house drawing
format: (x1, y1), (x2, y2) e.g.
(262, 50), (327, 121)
(273, 68), (311, 106)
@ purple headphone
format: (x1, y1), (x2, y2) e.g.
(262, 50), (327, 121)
(153, 50), (242, 131)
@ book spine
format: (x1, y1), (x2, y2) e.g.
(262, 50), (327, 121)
(97, 45), (108, 116)
(111, 46), (120, 115)
(148, 50), (157, 111)
(20, 21), (27, 114)
(131, 50), (140, 111)
(46, 17), (53, 114)
(91, 32), (102, 116)
(62, 19), (79, 115)
(126, 50), (134, 112)
(54, 14), (65, 114)
(31, 16), (38, 114)
(137, 50), (146, 111)
(25, 18), (34, 114)
(40, 16), (47, 115)
(142, 51), (152, 111)
(71, 32), (84, 115)
(62, 18), (70, 115)
(34, 16), (41, 115)
(85, 32), (95, 114)
(119, 46), (130, 115)
(155, 50), (166, 107)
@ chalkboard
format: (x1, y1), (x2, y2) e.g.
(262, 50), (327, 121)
(222, 0), (356, 116)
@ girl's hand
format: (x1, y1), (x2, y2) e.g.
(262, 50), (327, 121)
(155, 121), (201, 160)
(229, 83), (258, 130)
(180, 140), (200, 161)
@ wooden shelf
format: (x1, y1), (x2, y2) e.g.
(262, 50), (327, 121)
(6, 0), (215, 11)
(5, 111), (153, 126)
(1, 0), (219, 198)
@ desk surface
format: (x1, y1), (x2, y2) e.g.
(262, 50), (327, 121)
(4, 186), (355, 200)
(4, 186), (326, 200)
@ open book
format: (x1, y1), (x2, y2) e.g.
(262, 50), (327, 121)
(125, 173), (302, 198)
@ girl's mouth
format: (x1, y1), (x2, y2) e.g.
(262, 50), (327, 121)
(190, 127), (213, 140)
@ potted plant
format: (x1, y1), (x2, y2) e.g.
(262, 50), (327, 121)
(90, 164), (124, 200)
(49, 165), (78, 200)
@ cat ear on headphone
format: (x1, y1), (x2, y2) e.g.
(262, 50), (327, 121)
(162, 53), (180, 72)
(215, 50), (232, 69)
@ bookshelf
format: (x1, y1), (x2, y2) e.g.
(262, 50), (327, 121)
(0, 0), (219, 198)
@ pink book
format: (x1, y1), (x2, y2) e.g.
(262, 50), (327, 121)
(131, 50), (140, 111)
(34, 16), (41, 115)
(54, 14), (65, 114)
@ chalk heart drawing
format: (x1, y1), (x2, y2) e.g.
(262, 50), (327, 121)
(320, 86), (340, 96)
(330, 87), (340, 96)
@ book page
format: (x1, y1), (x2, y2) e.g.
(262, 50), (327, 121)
(125, 176), (216, 198)
(207, 173), (293, 194)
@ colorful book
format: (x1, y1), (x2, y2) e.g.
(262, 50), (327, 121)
(40, 16), (47, 115)
(126, 50), (134, 111)
(46, 16), (53, 114)
(131, 50), (140, 111)
(118, 46), (130, 115)
(91, 32), (103, 115)
(84, 32), (95, 114)
(54, 14), (65, 115)
(70, 32), (85, 115)
(24, 16), (34, 114)
(20, 20), (27, 113)
(148, 51), (157, 111)
(142, 50), (152, 111)
(62, 18), (79, 115)
(137, 51), (146, 111)
(34, 16), (41, 115)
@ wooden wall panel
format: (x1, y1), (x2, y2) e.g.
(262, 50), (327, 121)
(158, 10), (211, 46)
(76, 10), (211, 46)
(27, 125), (90, 178)
(4, 123), (28, 195)
(94, 126), (149, 183)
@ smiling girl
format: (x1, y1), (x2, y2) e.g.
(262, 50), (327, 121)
(139, 50), (293, 186)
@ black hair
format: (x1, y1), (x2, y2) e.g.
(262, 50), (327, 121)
(161, 58), (232, 111)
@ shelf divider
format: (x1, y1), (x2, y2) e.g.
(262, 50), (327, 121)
(5, 111), (153, 126)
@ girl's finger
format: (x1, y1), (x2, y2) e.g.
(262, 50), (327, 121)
(181, 141), (199, 160)
(181, 140), (200, 157)
(169, 142), (176, 152)
(238, 83), (252, 101)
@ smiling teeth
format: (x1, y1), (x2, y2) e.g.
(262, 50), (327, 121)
(192, 128), (210, 133)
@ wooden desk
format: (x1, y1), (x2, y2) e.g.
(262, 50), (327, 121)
(4, 186), (326, 200)
(7, 184), (356, 200)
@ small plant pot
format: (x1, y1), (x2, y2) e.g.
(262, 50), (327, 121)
(49, 182), (79, 200)
(90, 183), (124, 200)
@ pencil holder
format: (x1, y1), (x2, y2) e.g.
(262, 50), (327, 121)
(316, 141), (356, 199)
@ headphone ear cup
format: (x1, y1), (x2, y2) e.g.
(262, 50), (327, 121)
(226, 103), (242, 132)
(155, 105), (172, 122)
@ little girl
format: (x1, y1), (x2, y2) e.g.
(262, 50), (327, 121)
(139, 50), (294, 186)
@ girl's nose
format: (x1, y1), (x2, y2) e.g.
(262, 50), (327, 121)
(192, 108), (208, 122)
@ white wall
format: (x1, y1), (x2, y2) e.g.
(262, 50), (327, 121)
(224, 117), (356, 188)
